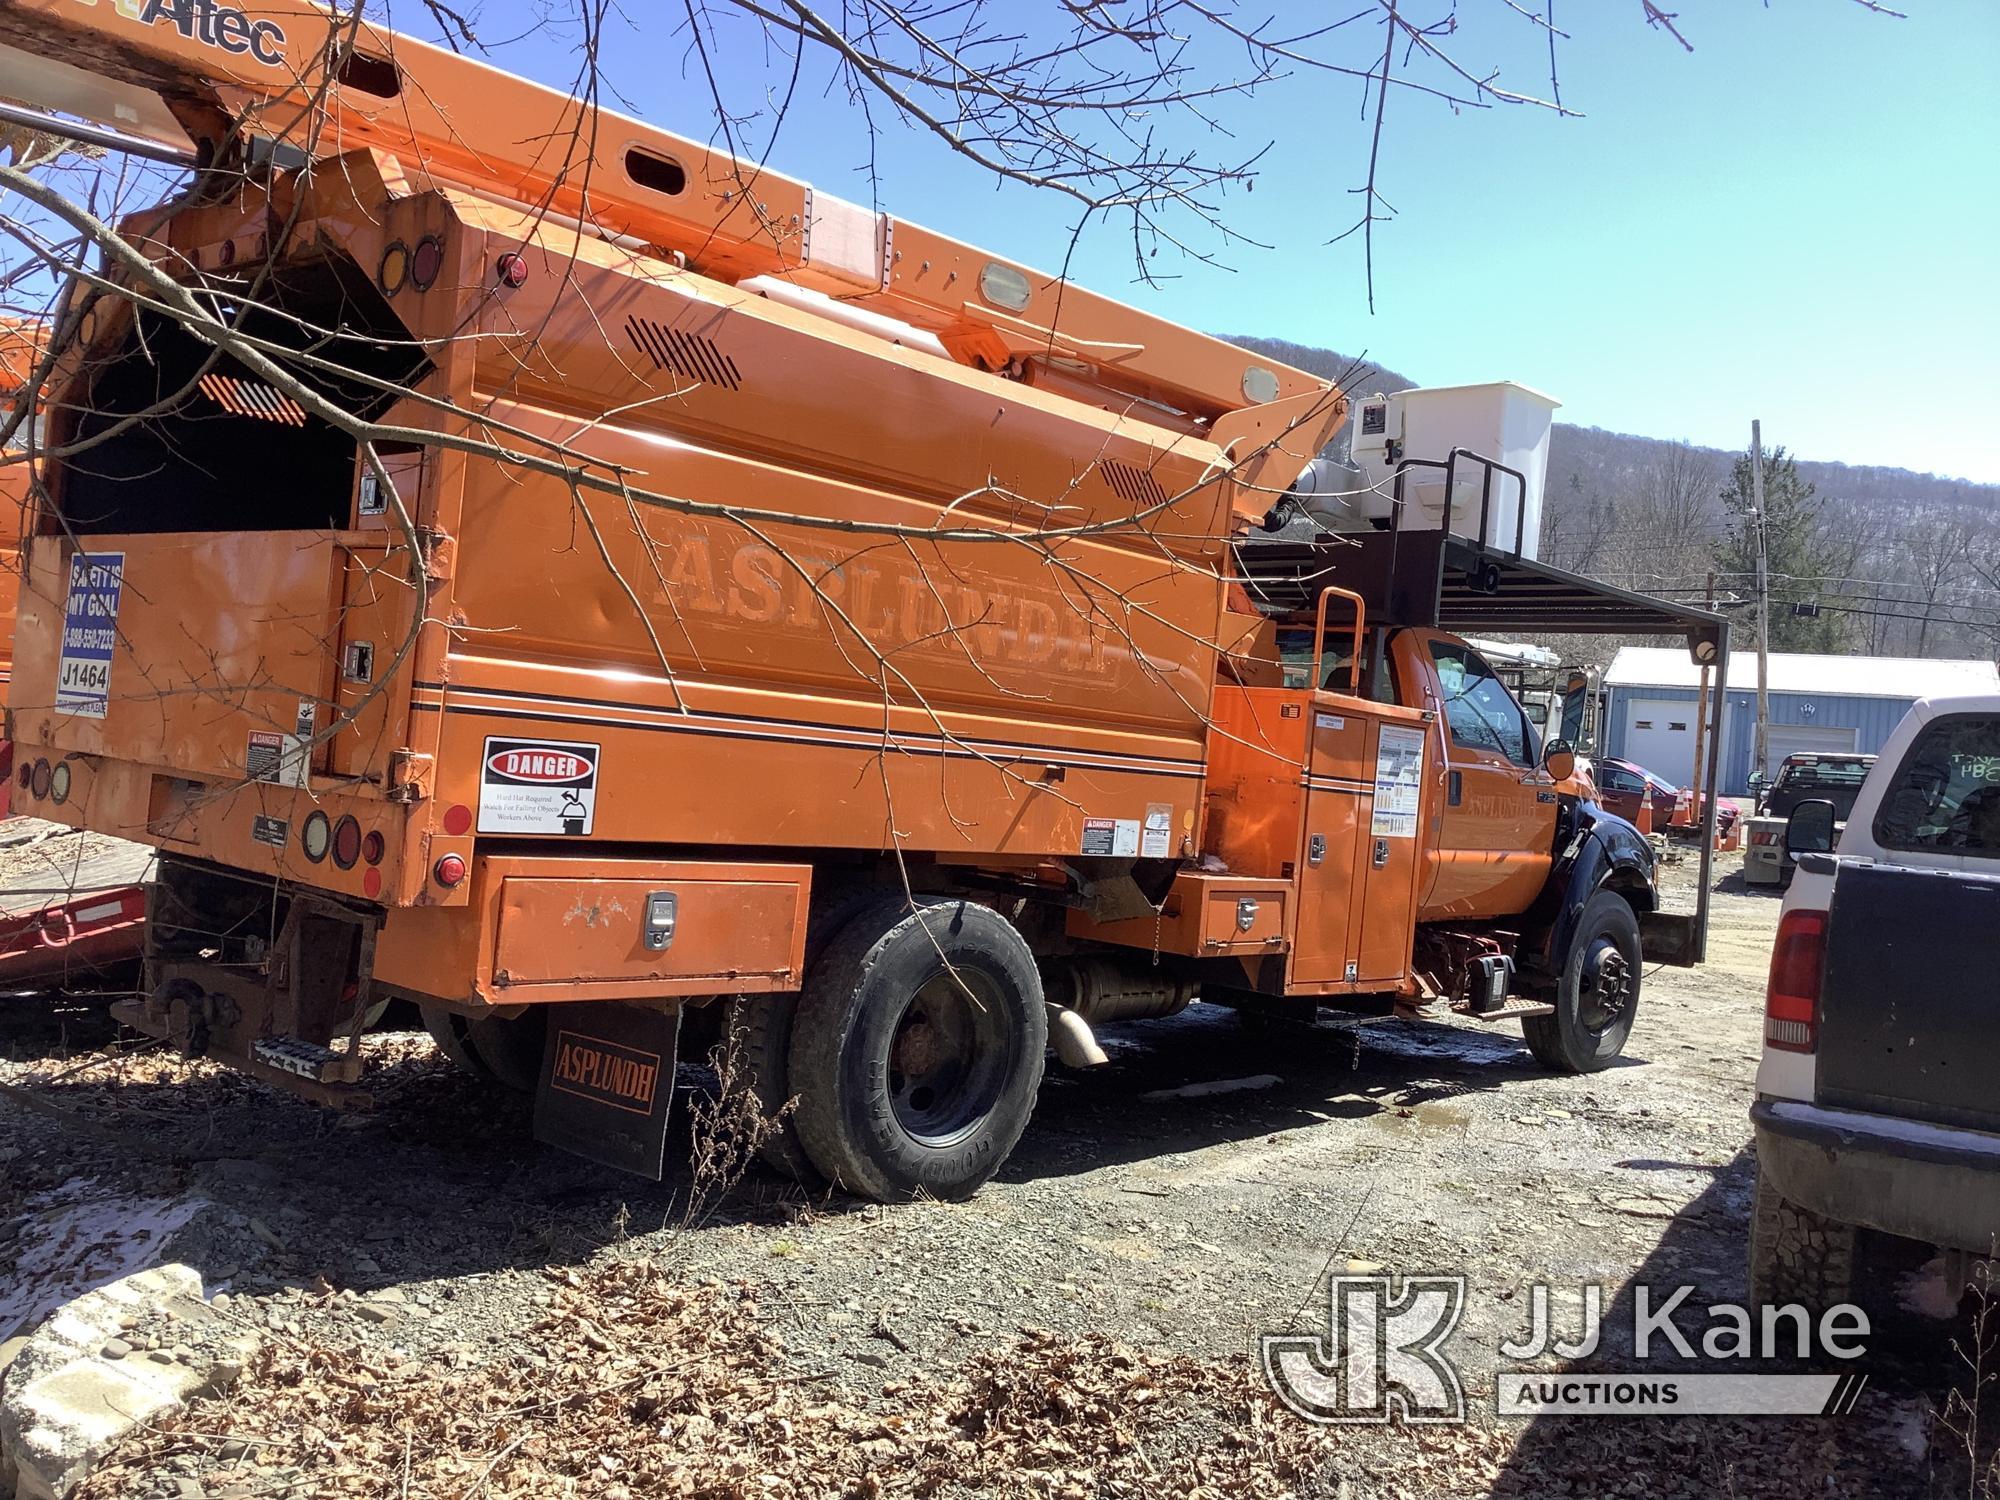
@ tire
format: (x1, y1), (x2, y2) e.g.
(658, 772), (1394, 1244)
(420, 1003), (545, 1093)
(1749, 1166), (1857, 1312)
(719, 994), (819, 1181)
(715, 884), (905, 1184)
(1523, 889), (1641, 1073)
(788, 894), (1046, 1203)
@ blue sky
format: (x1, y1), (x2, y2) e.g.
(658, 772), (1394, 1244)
(400, 1), (1999, 482)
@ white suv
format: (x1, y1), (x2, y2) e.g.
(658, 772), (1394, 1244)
(1750, 695), (2000, 1309)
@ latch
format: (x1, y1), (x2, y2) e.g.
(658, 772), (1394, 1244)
(643, 891), (677, 951)
(1308, 833), (1326, 866)
(1235, 896), (1259, 933)
(386, 749), (434, 804)
(1372, 838), (1390, 869)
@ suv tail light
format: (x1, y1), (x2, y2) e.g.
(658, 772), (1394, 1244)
(1765, 908), (1828, 1053)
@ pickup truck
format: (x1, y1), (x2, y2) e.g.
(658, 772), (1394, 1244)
(1742, 753), (1875, 888)
(1750, 696), (2000, 1309)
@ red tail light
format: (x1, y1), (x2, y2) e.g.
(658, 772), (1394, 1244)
(1765, 909), (1828, 1053)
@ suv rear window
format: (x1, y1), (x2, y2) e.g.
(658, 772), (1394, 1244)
(1872, 714), (2000, 857)
(1776, 760), (1871, 791)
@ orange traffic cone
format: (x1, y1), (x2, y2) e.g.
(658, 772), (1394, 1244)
(1635, 797), (1654, 836)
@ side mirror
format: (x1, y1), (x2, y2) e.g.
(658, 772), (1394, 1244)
(1542, 738), (1576, 781)
(1786, 799), (1837, 855)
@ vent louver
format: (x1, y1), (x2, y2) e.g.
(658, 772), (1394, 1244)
(197, 373), (307, 427)
(1100, 459), (1168, 510)
(624, 316), (743, 391)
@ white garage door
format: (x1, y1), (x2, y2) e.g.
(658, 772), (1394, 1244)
(1763, 723), (1858, 778)
(1622, 698), (1701, 786)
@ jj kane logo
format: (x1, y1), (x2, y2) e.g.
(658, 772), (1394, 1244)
(1262, 1274), (1873, 1424)
(98, 0), (288, 66)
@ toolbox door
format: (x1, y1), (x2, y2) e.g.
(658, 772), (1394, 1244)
(1288, 704), (1369, 986)
(1290, 704), (1425, 988)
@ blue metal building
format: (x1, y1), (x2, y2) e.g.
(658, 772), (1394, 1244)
(1601, 648), (1999, 797)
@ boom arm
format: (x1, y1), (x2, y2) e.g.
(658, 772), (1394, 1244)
(0, 0), (1328, 424)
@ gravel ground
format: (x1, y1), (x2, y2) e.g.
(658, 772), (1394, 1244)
(1, 848), (1991, 1497)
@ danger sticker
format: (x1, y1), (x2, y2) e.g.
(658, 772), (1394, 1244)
(247, 730), (308, 788)
(479, 737), (598, 835)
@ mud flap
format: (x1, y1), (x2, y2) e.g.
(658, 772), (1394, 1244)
(533, 1002), (680, 1179)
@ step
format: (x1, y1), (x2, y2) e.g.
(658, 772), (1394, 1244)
(1459, 999), (1556, 1022)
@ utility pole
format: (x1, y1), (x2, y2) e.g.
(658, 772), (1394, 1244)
(1689, 569), (1714, 814)
(1751, 421), (1772, 784)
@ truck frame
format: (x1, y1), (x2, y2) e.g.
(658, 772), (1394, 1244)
(0, 0), (1726, 1200)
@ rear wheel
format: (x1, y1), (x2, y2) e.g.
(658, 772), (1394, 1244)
(716, 884), (903, 1184)
(1523, 889), (1641, 1072)
(1749, 1167), (1857, 1312)
(789, 894), (1046, 1203)
(420, 1004), (545, 1093)
(719, 994), (819, 1181)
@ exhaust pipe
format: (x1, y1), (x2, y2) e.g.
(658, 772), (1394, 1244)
(1046, 1004), (1110, 1068)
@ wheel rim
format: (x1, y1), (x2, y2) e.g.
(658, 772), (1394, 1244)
(885, 968), (1011, 1148)
(1578, 937), (1635, 1034)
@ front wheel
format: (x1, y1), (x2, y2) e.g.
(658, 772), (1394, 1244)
(788, 894), (1046, 1203)
(1523, 889), (1641, 1072)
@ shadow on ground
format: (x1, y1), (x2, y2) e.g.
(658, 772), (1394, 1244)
(0, 997), (1658, 1300)
(1487, 1145), (1993, 1497)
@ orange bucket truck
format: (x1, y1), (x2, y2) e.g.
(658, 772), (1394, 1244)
(0, 0), (1722, 1198)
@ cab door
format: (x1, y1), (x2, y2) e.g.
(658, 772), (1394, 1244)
(1402, 633), (1559, 920)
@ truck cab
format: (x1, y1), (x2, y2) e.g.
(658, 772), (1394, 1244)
(1743, 753), (1876, 888)
(1750, 695), (2000, 1310)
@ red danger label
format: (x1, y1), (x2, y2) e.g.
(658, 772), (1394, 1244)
(486, 747), (594, 785)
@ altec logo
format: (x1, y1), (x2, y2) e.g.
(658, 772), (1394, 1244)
(487, 748), (594, 785)
(90, 0), (288, 67)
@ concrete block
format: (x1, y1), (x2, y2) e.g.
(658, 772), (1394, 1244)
(0, 1265), (254, 1500)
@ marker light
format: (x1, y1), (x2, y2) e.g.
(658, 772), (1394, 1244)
(301, 811), (332, 863)
(409, 235), (445, 291)
(49, 762), (71, 804)
(332, 815), (363, 870)
(433, 854), (467, 888)
(496, 252), (529, 288)
(378, 241), (410, 296)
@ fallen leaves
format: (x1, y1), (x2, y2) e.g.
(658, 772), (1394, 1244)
(76, 1260), (1335, 1499)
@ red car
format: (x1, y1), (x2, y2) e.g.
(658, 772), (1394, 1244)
(1594, 757), (1742, 835)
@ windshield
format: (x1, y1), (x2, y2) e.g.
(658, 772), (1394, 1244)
(1429, 641), (1536, 767)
